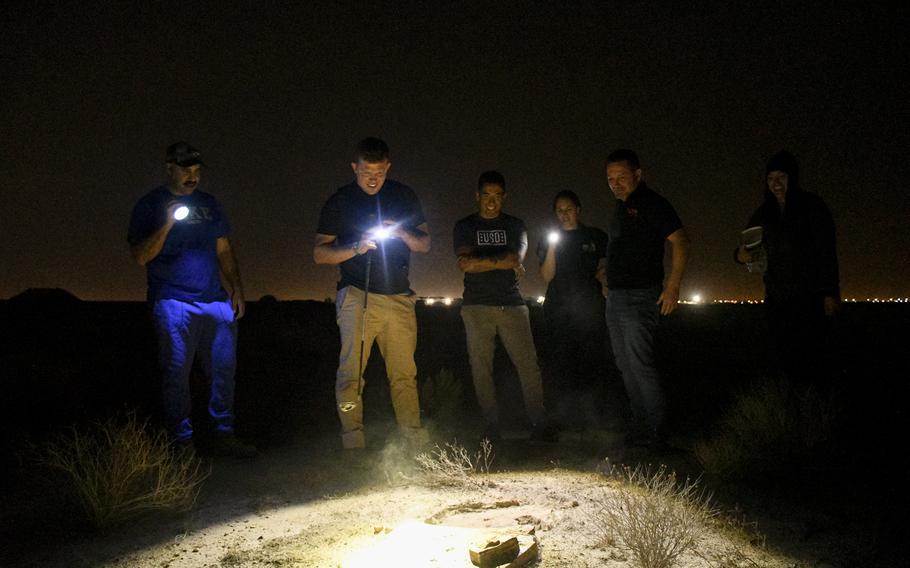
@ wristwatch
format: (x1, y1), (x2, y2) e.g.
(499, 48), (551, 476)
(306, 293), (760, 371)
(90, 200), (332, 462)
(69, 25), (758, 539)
(350, 240), (361, 255)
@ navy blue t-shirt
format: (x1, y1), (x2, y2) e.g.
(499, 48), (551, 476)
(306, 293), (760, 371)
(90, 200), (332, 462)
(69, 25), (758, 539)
(127, 186), (230, 303)
(453, 213), (526, 306)
(606, 183), (682, 289)
(317, 180), (425, 295)
(536, 224), (608, 309)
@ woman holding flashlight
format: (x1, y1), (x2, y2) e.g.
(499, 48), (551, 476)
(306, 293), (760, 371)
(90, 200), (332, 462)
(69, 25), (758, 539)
(537, 191), (610, 431)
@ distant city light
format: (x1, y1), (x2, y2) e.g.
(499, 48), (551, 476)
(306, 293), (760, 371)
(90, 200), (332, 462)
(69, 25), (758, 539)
(548, 231), (560, 244)
(413, 296), (909, 307)
(173, 206), (189, 221)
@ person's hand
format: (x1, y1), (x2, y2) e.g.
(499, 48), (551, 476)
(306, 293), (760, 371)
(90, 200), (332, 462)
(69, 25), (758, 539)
(231, 291), (246, 320)
(164, 200), (182, 227)
(382, 219), (406, 239)
(353, 238), (378, 255)
(657, 284), (680, 315)
(823, 296), (840, 316)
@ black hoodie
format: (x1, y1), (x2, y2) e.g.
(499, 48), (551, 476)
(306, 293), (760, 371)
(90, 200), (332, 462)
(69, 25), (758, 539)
(741, 151), (840, 304)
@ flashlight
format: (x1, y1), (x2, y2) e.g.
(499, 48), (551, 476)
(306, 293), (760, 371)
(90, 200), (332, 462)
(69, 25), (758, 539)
(548, 230), (560, 244)
(173, 206), (189, 221)
(370, 223), (400, 241)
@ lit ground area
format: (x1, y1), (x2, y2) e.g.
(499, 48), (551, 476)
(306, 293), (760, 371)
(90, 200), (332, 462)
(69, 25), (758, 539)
(1, 429), (878, 567)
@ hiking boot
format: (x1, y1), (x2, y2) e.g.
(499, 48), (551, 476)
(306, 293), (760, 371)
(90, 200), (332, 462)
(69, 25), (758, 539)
(209, 433), (257, 458)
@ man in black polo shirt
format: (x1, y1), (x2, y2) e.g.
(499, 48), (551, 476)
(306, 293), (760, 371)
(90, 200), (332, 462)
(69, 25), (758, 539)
(604, 149), (689, 447)
(454, 170), (554, 442)
(314, 137), (431, 450)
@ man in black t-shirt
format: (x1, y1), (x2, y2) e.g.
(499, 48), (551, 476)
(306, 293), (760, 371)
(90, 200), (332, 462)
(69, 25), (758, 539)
(454, 171), (554, 442)
(604, 149), (689, 447)
(537, 190), (609, 430)
(314, 138), (431, 450)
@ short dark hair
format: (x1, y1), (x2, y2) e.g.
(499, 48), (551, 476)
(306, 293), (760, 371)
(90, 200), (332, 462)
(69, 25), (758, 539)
(355, 137), (390, 163)
(553, 190), (581, 210)
(478, 170), (506, 192)
(606, 149), (640, 170)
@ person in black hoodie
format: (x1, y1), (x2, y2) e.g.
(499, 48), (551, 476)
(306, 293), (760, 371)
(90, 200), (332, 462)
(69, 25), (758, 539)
(735, 150), (840, 383)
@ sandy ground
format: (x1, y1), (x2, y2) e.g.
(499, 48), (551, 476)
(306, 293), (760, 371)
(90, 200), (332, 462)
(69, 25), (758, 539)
(3, 428), (864, 568)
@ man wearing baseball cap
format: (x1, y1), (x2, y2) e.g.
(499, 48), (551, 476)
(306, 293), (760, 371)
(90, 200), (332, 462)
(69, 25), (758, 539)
(128, 142), (255, 457)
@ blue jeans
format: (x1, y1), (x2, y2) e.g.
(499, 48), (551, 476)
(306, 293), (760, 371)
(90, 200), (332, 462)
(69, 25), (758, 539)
(605, 286), (665, 435)
(153, 299), (237, 441)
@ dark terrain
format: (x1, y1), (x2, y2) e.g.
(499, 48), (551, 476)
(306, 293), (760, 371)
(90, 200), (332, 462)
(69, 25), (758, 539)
(1, 290), (908, 565)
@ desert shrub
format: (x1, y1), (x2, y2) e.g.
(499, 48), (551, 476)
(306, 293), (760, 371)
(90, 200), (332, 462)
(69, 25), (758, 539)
(41, 413), (209, 528)
(415, 438), (493, 488)
(695, 377), (839, 479)
(593, 464), (717, 568)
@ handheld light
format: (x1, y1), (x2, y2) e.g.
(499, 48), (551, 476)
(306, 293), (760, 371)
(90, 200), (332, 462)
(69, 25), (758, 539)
(173, 206), (190, 221)
(371, 226), (392, 240)
(548, 231), (560, 244)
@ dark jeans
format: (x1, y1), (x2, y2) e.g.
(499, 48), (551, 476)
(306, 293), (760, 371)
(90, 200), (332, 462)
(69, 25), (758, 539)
(543, 302), (607, 427)
(605, 286), (665, 435)
(153, 298), (237, 441)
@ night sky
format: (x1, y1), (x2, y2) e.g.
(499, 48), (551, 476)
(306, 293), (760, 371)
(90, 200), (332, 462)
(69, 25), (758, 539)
(2, 2), (907, 301)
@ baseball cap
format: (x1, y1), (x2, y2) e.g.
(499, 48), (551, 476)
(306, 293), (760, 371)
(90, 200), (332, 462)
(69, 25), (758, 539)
(166, 141), (205, 167)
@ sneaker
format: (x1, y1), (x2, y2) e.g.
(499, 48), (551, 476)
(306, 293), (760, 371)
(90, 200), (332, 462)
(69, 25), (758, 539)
(209, 433), (257, 458)
(529, 422), (560, 443)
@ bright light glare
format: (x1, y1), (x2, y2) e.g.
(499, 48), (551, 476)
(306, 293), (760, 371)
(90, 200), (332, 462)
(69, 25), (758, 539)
(342, 521), (480, 568)
(692, 294), (702, 304)
(536, 296), (545, 304)
(425, 298), (436, 305)
(548, 231), (559, 244)
(371, 223), (401, 241)
(173, 206), (189, 221)
(443, 297), (453, 306)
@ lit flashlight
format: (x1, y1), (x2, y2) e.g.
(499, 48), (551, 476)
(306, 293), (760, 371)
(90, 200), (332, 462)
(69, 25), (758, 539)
(370, 223), (399, 241)
(548, 230), (560, 244)
(173, 205), (190, 221)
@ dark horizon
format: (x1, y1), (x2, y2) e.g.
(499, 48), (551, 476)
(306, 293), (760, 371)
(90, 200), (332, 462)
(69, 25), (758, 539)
(2, 2), (908, 302)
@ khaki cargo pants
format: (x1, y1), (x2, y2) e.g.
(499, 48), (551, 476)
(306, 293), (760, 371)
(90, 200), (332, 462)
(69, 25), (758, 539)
(335, 286), (424, 449)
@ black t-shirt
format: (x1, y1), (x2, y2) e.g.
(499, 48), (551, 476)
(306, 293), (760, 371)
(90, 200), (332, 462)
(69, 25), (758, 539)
(606, 183), (682, 289)
(453, 213), (526, 306)
(536, 224), (608, 309)
(127, 186), (230, 303)
(317, 180), (425, 294)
